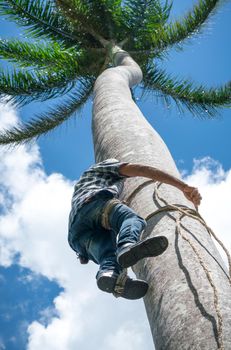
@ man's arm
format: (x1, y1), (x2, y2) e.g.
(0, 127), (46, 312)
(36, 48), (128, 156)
(119, 163), (202, 207)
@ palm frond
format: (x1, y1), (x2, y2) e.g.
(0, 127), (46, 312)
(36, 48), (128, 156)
(0, 0), (80, 45)
(55, 0), (104, 44)
(0, 65), (80, 106)
(151, 0), (220, 53)
(0, 78), (94, 145)
(0, 38), (83, 68)
(122, 0), (172, 51)
(143, 64), (231, 116)
(104, 0), (125, 41)
(87, 0), (124, 40)
(56, 0), (127, 45)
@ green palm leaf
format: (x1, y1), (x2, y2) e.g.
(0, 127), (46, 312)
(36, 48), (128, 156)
(0, 39), (83, 68)
(0, 0), (79, 45)
(143, 64), (231, 116)
(55, 0), (104, 45)
(122, 0), (171, 51)
(0, 0), (229, 146)
(151, 0), (220, 53)
(0, 65), (79, 106)
(56, 0), (124, 43)
(0, 78), (94, 145)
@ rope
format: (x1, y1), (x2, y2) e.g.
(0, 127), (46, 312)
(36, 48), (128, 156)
(146, 204), (231, 284)
(101, 199), (121, 230)
(124, 181), (231, 350)
(153, 182), (231, 284)
(175, 213), (224, 350)
(125, 179), (154, 205)
(113, 269), (128, 298)
(125, 181), (231, 282)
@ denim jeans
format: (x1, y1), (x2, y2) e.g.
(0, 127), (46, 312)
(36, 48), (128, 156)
(68, 193), (147, 276)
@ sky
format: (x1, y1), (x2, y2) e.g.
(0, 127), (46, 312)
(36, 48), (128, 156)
(0, 1), (231, 349)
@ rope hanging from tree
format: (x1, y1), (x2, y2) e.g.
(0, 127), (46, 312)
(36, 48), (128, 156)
(124, 180), (231, 350)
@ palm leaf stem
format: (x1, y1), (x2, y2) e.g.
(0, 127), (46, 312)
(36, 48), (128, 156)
(55, 0), (107, 46)
(0, 78), (94, 145)
(0, 0), (78, 42)
(143, 65), (231, 116)
(0, 66), (80, 106)
(0, 39), (83, 68)
(153, 0), (220, 53)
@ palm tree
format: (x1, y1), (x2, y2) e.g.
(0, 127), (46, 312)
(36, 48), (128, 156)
(0, 1), (230, 349)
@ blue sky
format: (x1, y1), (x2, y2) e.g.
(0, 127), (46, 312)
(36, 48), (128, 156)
(0, 1), (231, 349)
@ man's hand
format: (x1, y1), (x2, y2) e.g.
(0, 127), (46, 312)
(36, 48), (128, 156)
(183, 185), (202, 208)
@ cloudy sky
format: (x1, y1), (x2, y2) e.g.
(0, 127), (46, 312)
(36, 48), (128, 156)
(0, 1), (231, 349)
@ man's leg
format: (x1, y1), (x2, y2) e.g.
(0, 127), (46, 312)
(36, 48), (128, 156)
(108, 202), (168, 268)
(108, 202), (147, 247)
(69, 197), (121, 274)
(86, 227), (122, 275)
(83, 227), (149, 299)
(70, 197), (149, 299)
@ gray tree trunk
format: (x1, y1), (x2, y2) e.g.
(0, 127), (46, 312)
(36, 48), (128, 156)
(92, 50), (231, 350)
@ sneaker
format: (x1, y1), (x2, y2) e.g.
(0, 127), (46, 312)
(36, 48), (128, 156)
(117, 236), (168, 268)
(96, 270), (148, 300)
(96, 270), (118, 293)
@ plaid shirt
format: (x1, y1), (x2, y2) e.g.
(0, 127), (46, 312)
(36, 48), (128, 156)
(69, 159), (128, 227)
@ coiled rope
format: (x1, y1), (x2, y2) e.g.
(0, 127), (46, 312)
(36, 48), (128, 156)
(125, 180), (231, 350)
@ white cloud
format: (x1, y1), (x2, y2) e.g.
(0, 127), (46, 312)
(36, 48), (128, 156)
(103, 322), (145, 350)
(0, 102), (18, 130)
(0, 104), (230, 350)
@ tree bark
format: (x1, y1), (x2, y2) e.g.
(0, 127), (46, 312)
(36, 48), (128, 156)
(92, 50), (231, 350)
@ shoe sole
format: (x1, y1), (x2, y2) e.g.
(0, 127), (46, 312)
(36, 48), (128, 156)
(118, 236), (168, 268)
(97, 275), (117, 293)
(97, 275), (148, 300)
(120, 279), (148, 300)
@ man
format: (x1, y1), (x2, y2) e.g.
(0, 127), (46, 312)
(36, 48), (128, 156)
(68, 159), (201, 300)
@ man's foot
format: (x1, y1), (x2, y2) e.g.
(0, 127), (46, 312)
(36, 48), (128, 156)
(117, 236), (168, 268)
(96, 270), (148, 300)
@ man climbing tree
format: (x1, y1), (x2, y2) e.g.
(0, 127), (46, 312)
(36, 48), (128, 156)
(68, 158), (201, 299)
(0, 1), (230, 349)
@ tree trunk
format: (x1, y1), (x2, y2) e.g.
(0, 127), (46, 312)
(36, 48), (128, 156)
(92, 50), (231, 350)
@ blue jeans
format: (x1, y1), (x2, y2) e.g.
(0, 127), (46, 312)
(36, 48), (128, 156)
(68, 194), (147, 276)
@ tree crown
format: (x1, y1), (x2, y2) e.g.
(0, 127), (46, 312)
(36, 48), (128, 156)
(0, 0), (230, 144)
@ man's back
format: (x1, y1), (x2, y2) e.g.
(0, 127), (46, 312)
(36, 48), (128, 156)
(69, 158), (128, 226)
